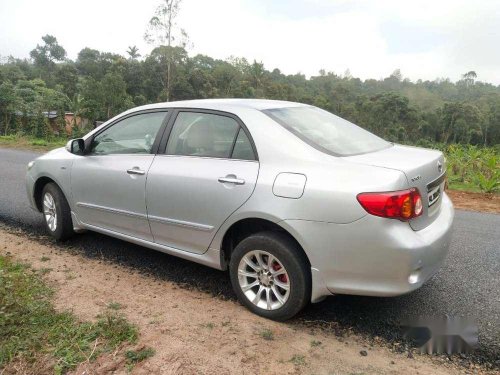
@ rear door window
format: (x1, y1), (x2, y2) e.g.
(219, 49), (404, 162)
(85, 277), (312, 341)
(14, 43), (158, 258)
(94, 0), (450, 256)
(166, 112), (240, 158)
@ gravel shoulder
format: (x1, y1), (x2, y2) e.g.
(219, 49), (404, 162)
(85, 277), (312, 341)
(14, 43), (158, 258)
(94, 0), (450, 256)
(0, 226), (479, 375)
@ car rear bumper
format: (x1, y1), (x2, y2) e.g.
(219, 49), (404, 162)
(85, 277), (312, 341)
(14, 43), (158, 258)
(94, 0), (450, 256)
(280, 192), (454, 302)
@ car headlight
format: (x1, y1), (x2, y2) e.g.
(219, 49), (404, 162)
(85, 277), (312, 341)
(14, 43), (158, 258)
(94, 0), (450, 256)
(27, 161), (35, 171)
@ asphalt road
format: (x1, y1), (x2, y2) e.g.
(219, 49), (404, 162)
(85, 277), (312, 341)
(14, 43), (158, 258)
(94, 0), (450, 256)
(1, 147), (499, 367)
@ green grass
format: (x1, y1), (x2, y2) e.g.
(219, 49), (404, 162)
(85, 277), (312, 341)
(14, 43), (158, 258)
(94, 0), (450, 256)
(259, 328), (274, 341)
(289, 354), (306, 366)
(200, 322), (215, 329)
(0, 135), (67, 151)
(310, 340), (322, 347)
(0, 255), (138, 374)
(107, 301), (123, 311)
(125, 347), (155, 365)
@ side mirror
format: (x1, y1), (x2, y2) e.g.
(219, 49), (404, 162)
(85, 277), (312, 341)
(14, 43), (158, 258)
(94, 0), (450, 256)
(65, 138), (85, 155)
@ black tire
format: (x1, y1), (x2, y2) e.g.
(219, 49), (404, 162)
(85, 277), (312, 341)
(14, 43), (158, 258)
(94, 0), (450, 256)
(41, 183), (75, 241)
(229, 231), (311, 321)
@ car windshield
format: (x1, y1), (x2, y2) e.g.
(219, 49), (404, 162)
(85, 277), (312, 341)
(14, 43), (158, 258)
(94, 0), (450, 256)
(263, 106), (391, 156)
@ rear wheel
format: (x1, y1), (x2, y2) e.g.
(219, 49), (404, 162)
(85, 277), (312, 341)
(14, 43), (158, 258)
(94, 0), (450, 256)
(41, 183), (74, 241)
(229, 231), (311, 321)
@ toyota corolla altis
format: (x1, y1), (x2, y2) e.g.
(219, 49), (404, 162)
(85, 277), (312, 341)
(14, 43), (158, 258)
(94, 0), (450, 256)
(26, 99), (454, 320)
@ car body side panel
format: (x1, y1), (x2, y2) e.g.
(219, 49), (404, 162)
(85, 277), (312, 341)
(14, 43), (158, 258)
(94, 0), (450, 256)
(146, 155), (259, 254)
(26, 147), (76, 212)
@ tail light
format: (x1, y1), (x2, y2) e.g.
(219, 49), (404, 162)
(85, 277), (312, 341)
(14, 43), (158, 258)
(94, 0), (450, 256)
(357, 188), (423, 221)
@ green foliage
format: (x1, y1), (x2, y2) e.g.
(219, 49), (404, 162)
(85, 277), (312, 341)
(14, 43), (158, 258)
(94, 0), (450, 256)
(125, 347), (155, 365)
(0, 255), (138, 374)
(438, 144), (499, 193)
(289, 354), (306, 366)
(310, 340), (322, 347)
(259, 328), (274, 341)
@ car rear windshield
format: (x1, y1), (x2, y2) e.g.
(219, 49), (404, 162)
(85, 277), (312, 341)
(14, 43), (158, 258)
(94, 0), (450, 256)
(263, 106), (391, 156)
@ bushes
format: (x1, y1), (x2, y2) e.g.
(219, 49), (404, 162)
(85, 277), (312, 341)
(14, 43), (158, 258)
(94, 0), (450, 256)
(439, 144), (499, 193)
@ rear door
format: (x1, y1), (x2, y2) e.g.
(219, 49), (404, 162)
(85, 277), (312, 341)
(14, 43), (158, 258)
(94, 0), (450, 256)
(146, 109), (259, 254)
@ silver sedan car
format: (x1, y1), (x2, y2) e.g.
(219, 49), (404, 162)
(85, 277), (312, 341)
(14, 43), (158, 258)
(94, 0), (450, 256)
(26, 99), (454, 320)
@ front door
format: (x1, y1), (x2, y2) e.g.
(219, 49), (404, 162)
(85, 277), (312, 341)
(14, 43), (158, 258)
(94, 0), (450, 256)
(146, 110), (259, 254)
(71, 111), (168, 241)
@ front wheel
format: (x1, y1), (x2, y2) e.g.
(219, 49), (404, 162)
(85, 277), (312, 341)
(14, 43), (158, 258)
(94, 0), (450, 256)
(41, 183), (74, 241)
(229, 231), (311, 321)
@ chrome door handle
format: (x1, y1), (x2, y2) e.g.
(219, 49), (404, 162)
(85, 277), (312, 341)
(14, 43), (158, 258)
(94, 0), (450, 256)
(127, 168), (145, 175)
(218, 177), (245, 185)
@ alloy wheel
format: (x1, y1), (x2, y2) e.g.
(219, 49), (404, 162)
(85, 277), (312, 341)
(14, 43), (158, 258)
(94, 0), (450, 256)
(43, 192), (57, 232)
(237, 250), (290, 310)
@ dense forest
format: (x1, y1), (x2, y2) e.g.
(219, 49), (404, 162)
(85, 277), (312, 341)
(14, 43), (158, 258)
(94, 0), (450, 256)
(0, 34), (499, 146)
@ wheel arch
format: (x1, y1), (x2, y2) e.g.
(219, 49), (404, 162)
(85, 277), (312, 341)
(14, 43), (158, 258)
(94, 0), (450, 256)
(219, 217), (311, 272)
(33, 176), (58, 212)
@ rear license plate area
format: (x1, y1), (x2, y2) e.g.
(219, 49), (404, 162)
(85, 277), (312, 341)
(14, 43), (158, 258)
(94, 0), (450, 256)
(427, 173), (446, 208)
(428, 185), (441, 207)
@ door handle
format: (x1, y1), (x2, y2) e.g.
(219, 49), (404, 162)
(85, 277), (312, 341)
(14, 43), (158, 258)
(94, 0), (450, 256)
(127, 168), (145, 175)
(218, 176), (245, 185)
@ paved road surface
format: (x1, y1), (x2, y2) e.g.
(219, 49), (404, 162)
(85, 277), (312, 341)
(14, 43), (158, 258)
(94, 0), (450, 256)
(1, 147), (498, 365)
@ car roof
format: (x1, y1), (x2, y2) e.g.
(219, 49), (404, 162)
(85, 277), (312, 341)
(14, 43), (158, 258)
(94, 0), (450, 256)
(132, 98), (307, 112)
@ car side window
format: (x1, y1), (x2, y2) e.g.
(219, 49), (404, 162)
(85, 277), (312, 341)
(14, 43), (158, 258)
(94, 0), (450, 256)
(231, 128), (256, 160)
(90, 112), (167, 155)
(166, 112), (240, 158)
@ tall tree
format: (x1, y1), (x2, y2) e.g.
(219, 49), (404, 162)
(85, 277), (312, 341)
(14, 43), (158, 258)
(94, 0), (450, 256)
(126, 46), (141, 59)
(144, 0), (189, 101)
(30, 35), (66, 67)
(462, 71), (477, 87)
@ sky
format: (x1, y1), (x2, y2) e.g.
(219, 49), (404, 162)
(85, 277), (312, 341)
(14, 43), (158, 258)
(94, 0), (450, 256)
(0, 0), (499, 84)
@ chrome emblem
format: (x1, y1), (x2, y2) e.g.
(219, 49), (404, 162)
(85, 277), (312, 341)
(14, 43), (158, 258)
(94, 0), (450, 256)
(437, 161), (443, 173)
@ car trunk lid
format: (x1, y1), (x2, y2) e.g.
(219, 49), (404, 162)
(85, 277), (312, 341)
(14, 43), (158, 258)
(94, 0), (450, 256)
(344, 144), (446, 230)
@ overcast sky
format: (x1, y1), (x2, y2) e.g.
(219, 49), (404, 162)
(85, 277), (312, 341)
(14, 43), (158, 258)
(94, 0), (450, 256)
(0, 0), (499, 84)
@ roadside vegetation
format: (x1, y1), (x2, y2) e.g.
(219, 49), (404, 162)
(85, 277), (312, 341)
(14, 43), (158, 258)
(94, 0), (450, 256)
(0, 134), (66, 151)
(443, 144), (499, 193)
(0, 255), (141, 374)
(413, 141), (500, 193)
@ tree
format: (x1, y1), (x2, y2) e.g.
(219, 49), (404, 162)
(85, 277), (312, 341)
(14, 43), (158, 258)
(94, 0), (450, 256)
(144, 0), (189, 101)
(462, 71), (477, 87)
(30, 35), (67, 67)
(55, 63), (79, 98)
(440, 102), (482, 143)
(126, 46), (141, 59)
(80, 73), (133, 121)
(0, 81), (19, 134)
(30, 35), (66, 84)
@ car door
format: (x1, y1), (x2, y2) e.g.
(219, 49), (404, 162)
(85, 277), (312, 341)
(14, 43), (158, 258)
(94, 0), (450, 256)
(71, 110), (169, 241)
(146, 109), (259, 254)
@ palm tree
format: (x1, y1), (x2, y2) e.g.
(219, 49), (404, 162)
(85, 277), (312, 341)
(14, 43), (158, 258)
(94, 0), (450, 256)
(126, 46), (141, 59)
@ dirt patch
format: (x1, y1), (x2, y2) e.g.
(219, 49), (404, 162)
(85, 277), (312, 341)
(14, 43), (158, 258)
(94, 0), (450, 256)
(0, 228), (486, 375)
(447, 190), (500, 214)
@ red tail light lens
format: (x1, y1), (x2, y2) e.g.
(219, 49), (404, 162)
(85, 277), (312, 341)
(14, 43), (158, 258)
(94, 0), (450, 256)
(357, 188), (423, 221)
